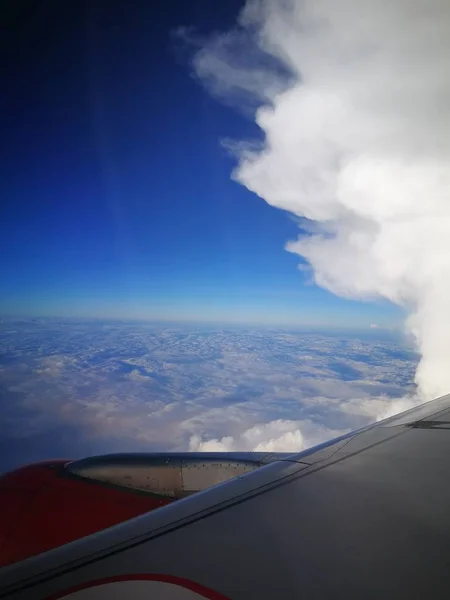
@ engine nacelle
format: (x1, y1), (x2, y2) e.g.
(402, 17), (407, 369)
(0, 452), (277, 567)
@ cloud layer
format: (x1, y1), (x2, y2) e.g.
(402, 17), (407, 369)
(192, 0), (450, 400)
(0, 319), (417, 470)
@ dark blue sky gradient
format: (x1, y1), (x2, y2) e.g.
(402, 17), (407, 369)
(1, 0), (401, 326)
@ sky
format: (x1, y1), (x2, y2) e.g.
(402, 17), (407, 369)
(1, 0), (403, 328)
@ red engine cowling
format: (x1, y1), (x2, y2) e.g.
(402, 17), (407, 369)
(0, 460), (173, 567)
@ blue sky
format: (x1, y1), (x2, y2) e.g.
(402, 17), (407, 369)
(1, 0), (402, 328)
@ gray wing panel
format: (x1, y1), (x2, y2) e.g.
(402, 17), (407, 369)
(285, 391), (450, 464)
(3, 393), (450, 599)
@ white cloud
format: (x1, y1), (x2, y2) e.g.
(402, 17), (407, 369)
(127, 369), (151, 382)
(34, 355), (76, 377)
(189, 434), (236, 452)
(192, 0), (450, 401)
(189, 418), (346, 453)
(338, 394), (420, 421)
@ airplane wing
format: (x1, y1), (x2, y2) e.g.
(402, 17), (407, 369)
(2, 393), (450, 599)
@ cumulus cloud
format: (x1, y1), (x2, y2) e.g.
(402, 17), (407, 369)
(34, 355), (76, 377)
(189, 418), (346, 452)
(192, 0), (450, 401)
(338, 394), (419, 422)
(127, 369), (151, 383)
